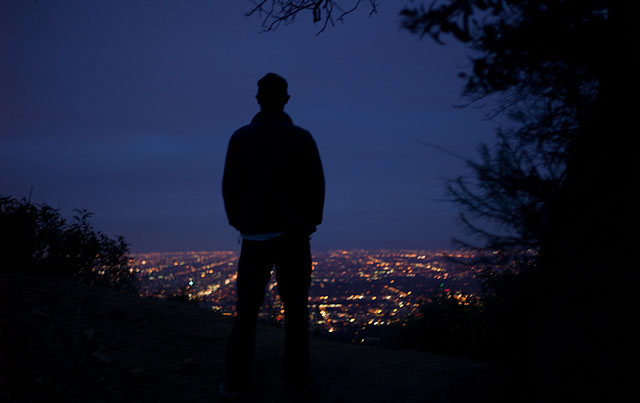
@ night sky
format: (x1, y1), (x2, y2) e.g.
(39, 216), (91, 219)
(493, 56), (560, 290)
(1, 1), (495, 252)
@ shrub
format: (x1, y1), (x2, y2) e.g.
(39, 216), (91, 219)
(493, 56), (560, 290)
(387, 256), (541, 363)
(387, 291), (485, 358)
(0, 195), (137, 293)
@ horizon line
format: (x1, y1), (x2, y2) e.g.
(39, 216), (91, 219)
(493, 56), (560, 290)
(129, 247), (477, 254)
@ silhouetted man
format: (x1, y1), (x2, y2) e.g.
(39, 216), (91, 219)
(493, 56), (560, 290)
(220, 73), (325, 398)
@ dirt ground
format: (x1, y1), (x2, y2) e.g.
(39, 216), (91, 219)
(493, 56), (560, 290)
(1, 271), (509, 402)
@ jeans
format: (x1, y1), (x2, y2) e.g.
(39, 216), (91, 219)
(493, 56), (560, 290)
(224, 232), (312, 386)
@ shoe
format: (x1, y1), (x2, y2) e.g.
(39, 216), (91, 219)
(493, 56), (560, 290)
(218, 381), (250, 400)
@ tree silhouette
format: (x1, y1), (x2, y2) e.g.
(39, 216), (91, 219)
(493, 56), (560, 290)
(400, 1), (614, 255)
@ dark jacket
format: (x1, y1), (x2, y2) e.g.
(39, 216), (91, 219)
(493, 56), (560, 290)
(222, 111), (325, 235)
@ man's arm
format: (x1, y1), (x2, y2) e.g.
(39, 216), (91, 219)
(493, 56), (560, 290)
(307, 136), (325, 228)
(222, 135), (240, 230)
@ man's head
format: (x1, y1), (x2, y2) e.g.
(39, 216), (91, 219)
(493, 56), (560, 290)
(256, 73), (290, 112)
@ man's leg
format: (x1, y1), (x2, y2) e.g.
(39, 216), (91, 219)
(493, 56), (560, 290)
(224, 240), (273, 389)
(274, 233), (312, 381)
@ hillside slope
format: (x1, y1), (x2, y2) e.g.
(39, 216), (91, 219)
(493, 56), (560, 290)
(1, 272), (509, 402)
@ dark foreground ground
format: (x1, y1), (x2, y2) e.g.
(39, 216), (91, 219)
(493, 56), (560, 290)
(1, 272), (511, 403)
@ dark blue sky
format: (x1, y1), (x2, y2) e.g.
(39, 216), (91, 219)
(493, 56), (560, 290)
(1, 1), (495, 252)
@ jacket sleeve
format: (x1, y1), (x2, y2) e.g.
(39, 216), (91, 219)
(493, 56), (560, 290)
(222, 135), (240, 230)
(307, 136), (325, 227)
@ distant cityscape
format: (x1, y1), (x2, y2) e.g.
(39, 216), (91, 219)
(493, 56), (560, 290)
(130, 250), (486, 343)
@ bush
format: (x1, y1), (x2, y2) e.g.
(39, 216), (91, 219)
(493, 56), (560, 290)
(387, 291), (485, 358)
(387, 259), (541, 363)
(0, 195), (138, 293)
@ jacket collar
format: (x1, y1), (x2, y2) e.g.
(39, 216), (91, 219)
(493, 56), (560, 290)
(251, 111), (293, 125)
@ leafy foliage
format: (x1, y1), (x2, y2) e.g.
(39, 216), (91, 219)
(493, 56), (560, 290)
(390, 291), (484, 357)
(400, 0), (607, 254)
(388, 251), (539, 362)
(0, 195), (137, 293)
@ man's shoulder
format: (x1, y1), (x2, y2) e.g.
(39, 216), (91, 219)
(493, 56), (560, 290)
(233, 122), (256, 135)
(290, 122), (310, 134)
(290, 123), (313, 139)
(229, 124), (255, 143)
(231, 120), (313, 141)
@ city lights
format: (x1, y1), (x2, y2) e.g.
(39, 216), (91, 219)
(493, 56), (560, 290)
(130, 249), (488, 343)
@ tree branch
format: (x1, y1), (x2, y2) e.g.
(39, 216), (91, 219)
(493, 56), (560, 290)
(246, 0), (379, 34)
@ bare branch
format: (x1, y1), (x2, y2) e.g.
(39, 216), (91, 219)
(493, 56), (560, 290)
(245, 0), (378, 34)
